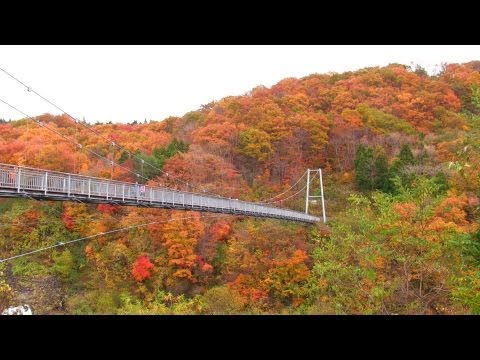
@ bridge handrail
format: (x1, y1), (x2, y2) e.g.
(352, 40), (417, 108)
(0, 163), (320, 223)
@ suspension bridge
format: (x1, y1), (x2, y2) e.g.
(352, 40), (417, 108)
(0, 66), (325, 225)
(0, 163), (320, 223)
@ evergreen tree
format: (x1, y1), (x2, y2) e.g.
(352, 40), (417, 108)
(133, 139), (190, 181)
(374, 147), (390, 192)
(118, 150), (129, 164)
(355, 144), (375, 191)
(399, 144), (414, 165)
(432, 172), (450, 195)
(389, 144), (415, 192)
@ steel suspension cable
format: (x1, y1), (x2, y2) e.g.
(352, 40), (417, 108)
(0, 66), (212, 194)
(0, 213), (228, 263)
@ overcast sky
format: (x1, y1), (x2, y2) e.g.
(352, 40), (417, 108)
(0, 45), (479, 123)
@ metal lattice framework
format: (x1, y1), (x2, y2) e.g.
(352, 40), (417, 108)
(0, 163), (319, 223)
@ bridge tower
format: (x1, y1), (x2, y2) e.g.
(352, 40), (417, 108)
(305, 168), (326, 223)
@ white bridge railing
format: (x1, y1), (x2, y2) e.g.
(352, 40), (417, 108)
(0, 163), (319, 223)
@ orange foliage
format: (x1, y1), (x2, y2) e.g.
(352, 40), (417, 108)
(161, 212), (205, 282)
(1, 62), (480, 315)
(85, 244), (94, 258)
(209, 220), (231, 242)
(230, 274), (268, 302)
(394, 203), (417, 221)
(433, 195), (470, 231)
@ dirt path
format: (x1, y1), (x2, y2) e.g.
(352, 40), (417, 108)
(5, 267), (68, 315)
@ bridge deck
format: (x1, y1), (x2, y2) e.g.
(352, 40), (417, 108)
(0, 163), (319, 223)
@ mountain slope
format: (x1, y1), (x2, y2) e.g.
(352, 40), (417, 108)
(1, 62), (480, 314)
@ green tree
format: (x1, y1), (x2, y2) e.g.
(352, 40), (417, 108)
(355, 145), (391, 192)
(399, 144), (414, 164)
(354, 144), (375, 191)
(389, 144), (415, 191)
(432, 172), (450, 195)
(52, 249), (75, 280)
(118, 150), (129, 164)
(374, 147), (390, 192)
(307, 177), (470, 314)
(133, 138), (189, 181)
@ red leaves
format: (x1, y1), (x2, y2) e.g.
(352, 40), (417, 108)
(209, 220), (231, 242)
(201, 262), (213, 273)
(97, 204), (119, 215)
(131, 255), (155, 282)
(63, 212), (75, 230)
(198, 257), (214, 274)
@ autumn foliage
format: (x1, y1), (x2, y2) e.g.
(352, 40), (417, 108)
(1, 61), (480, 314)
(131, 255), (155, 282)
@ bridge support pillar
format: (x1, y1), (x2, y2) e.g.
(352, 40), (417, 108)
(305, 168), (326, 223)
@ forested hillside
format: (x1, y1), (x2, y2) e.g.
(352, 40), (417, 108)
(1, 62), (480, 314)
